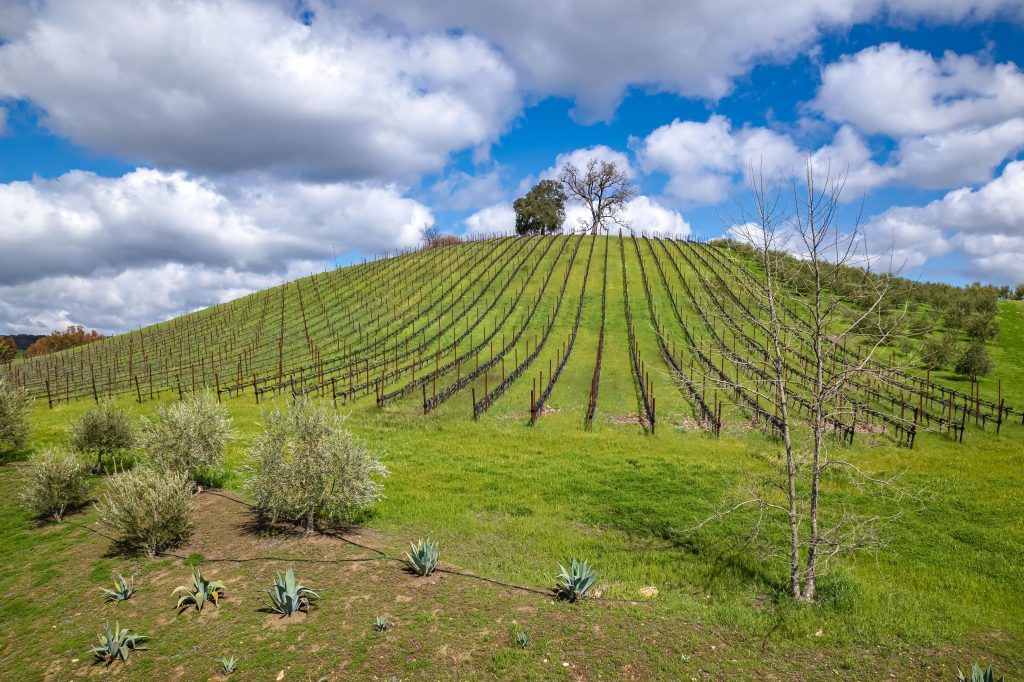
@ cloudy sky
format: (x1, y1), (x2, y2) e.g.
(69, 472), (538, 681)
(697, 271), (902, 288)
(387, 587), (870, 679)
(1, 0), (1022, 334)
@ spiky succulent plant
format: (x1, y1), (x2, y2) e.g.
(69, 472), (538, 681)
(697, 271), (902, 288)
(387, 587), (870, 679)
(89, 622), (147, 665)
(265, 568), (318, 617)
(556, 558), (597, 602)
(172, 567), (225, 612)
(405, 538), (439, 576)
(220, 655), (238, 674)
(374, 616), (389, 632)
(958, 664), (1004, 682)
(515, 631), (531, 649)
(100, 574), (135, 603)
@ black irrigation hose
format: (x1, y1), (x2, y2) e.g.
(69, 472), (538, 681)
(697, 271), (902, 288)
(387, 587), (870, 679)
(58, 490), (566, 599)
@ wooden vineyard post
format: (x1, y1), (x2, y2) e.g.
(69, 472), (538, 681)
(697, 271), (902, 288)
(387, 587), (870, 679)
(253, 375), (259, 404)
(215, 373), (222, 404)
(45, 379), (52, 409)
(135, 375), (142, 404)
(422, 384), (427, 415)
(332, 377), (338, 409)
(472, 387), (477, 420)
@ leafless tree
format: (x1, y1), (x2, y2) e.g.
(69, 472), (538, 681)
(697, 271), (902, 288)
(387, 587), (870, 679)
(560, 158), (637, 235)
(690, 157), (920, 602)
(419, 224), (441, 246)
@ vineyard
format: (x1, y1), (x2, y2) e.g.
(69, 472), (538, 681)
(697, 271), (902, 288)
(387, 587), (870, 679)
(3, 233), (1023, 679)
(6, 234), (1019, 444)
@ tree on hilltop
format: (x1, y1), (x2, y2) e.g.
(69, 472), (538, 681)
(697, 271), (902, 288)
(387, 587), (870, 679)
(513, 179), (567, 235)
(560, 158), (636, 235)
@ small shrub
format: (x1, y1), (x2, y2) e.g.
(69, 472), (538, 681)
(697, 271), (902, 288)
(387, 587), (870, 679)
(89, 622), (147, 665)
(220, 656), (238, 675)
(70, 400), (138, 473)
(919, 335), (954, 371)
(0, 376), (30, 457)
(954, 341), (992, 381)
(100, 574), (136, 603)
(405, 538), (439, 576)
(374, 616), (388, 632)
(97, 467), (193, 557)
(246, 398), (387, 532)
(556, 558), (597, 602)
(141, 393), (232, 484)
(515, 631), (531, 649)
(20, 447), (90, 521)
(172, 567), (226, 612)
(264, 568), (318, 617)
(958, 664), (1004, 682)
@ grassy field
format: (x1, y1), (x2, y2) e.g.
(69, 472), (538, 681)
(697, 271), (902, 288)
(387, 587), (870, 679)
(1, 238), (1021, 680)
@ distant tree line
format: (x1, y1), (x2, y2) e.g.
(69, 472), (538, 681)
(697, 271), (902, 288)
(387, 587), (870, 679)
(25, 326), (105, 358)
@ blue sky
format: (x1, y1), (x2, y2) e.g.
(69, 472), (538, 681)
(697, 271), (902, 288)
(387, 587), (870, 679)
(1, 0), (1023, 333)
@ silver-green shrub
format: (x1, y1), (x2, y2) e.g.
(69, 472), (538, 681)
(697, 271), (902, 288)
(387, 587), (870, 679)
(70, 400), (138, 473)
(20, 447), (91, 521)
(97, 467), (193, 557)
(141, 393), (232, 484)
(246, 398), (387, 532)
(0, 376), (30, 456)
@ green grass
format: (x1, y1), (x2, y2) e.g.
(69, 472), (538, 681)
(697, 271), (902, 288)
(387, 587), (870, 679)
(1, 240), (1021, 679)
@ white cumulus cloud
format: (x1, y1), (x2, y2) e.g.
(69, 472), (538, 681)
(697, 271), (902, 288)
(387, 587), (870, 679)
(0, 0), (520, 181)
(0, 168), (433, 332)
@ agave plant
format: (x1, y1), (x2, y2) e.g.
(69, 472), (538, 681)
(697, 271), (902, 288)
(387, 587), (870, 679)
(172, 567), (226, 612)
(556, 558), (597, 602)
(220, 655), (238, 675)
(958, 664), (1004, 682)
(100, 574), (135, 603)
(374, 616), (389, 633)
(89, 622), (147, 665)
(515, 631), (531, 649)
(405, 538), (439, 576)
(265, 568), (318, 617)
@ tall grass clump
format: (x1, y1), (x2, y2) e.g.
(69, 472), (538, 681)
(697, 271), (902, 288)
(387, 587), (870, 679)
(0, 376), (30, 458)
(247, 397), (387, 532)
(20, 447), (90, 521)
(141, 393), (232, 485)
(97, 467), (193, 557)
(70, 400), (138, 473)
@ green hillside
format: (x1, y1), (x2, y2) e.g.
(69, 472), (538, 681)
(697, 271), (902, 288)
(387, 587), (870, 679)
(2, 234), (1022, 679)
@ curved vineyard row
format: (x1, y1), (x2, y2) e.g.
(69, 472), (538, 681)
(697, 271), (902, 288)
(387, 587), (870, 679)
(4, 235), (1015, 442)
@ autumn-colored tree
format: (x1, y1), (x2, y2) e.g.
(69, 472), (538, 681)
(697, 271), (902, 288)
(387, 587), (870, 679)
(26, 326), (105, 358)
(0, 337), (15, 365)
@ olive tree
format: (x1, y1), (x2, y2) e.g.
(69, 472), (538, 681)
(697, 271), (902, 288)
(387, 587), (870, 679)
(97, 467), (193, 557)
(20, 448), (91, 521)
(0, 376), (30, 457)
(247, 398), (387, 533)
(70, 401), (138, 473)
(140, 393), (232, 484)
(955, 341), (991, 381)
